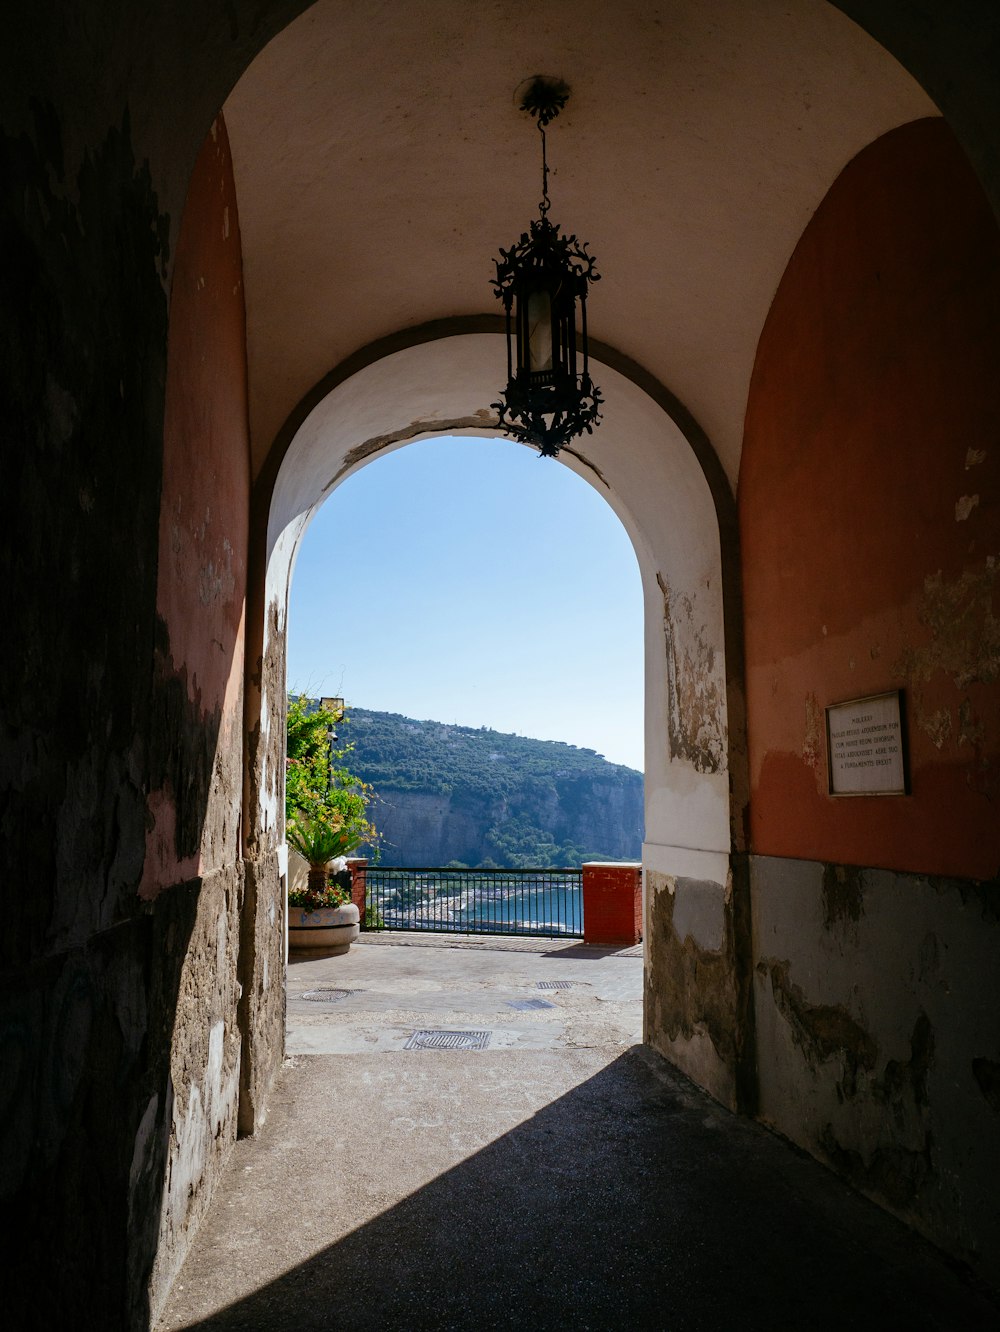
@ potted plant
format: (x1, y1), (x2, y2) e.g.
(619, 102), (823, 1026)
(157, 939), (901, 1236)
(285, 696), (378, 953)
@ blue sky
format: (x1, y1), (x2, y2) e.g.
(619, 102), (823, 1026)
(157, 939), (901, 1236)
(287, 435), (645, 771)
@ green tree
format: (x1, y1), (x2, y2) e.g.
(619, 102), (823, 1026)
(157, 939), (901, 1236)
(285, 695), (378, 907)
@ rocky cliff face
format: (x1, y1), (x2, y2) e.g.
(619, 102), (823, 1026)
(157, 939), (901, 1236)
(345, 708), (644, 868)
(372, 789), (496, 866)
(372, 775), (643, 867)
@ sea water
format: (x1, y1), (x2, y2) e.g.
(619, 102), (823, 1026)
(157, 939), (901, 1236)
(374, 874), (583, 937)
(456, 881), (583, 935)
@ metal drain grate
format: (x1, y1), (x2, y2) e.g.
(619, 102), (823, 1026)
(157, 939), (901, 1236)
(536, 980), (576, 991)
(404, 1029), (492, 1051)
(301, 988), (356, 1003)
(505, 998), (555, 1011)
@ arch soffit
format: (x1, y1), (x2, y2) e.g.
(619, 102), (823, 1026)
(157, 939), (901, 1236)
(259, 319), (733, 573)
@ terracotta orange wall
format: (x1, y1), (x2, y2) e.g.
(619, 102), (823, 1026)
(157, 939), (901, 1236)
(740, 118), (1000, 881)
(142, 116), (251, 896)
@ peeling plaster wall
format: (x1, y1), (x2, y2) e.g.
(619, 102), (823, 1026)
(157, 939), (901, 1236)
(741, 118), (1000, 879)
(644, 870), (741, 1109)
(740, 119), (1000, 1275)
(752, 855), (1000, 1280)
(656, 572), (728, 777)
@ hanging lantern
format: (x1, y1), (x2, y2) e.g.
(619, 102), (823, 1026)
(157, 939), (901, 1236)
(492, 77), (602, 458)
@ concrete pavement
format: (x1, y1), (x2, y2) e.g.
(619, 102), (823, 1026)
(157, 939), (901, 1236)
(285, 931), (643, 1054)
(158, 934), (998, 1331)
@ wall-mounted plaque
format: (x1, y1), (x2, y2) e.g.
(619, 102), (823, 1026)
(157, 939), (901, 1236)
(825, 690), (909, 797)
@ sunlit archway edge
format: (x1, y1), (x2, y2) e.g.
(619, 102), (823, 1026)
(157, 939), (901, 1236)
(246, 322), (749, 1103)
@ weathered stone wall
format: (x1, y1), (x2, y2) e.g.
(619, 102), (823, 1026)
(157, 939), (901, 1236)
(0, 94), (173, 1329)
(240, 551), (298, 1136)
(141, 115), (255, 1324)
(238, 850), (286, 1136)
(0, 62), (276, 1323)
(0, 1), (310, 1314)
(147, 863), (244, 1311)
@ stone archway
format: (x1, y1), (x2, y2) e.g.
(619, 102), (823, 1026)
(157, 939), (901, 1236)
(241, 327), (751, 1112)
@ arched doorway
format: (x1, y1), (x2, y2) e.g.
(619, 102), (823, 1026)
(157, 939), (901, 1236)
(242, 330), (747, 1112)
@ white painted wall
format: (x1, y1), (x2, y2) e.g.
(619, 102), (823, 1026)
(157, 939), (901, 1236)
(264, 332), (731, 900)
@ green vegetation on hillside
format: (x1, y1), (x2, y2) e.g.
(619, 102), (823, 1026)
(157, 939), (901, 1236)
(343, 708), (643, 868)
(346, 709), (639, 796)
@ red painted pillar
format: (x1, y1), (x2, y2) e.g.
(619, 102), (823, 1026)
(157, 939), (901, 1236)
(582, 862), (642, 946)
(347, 857), (368, 919)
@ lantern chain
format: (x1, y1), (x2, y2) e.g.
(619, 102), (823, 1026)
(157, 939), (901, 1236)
(538, 118), (550, 217)
(519, 76), (568, 218)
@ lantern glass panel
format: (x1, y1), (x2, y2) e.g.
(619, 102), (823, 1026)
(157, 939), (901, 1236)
(526, 287), (553, 374)
(557, 301), (576, 378)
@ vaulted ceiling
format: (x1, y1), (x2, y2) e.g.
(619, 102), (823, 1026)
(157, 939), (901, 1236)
(223, 0), (936, 487)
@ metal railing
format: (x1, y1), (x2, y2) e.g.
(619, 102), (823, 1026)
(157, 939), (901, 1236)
(362, 866), (583, 938)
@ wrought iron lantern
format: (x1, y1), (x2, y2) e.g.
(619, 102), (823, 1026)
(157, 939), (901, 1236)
(492, 77), (602, 458)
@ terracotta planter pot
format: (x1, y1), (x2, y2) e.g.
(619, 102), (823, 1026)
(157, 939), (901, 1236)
(288, 902), (360, 954)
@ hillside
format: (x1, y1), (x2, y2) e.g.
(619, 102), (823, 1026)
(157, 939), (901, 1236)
(342, 708), (644, 868)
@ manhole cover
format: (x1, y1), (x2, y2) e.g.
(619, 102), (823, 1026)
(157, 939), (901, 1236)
(404, 1030), (492, 1051)
(301, 988), (356, 1003)
(536, 980), (576, 991)
(505, 998), (555, 1011)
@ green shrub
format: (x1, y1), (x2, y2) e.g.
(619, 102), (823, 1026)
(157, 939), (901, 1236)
(285, 695), (379, 872)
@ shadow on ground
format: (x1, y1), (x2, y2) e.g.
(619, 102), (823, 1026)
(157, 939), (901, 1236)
(173, 1049), (997, 1331)
(540, 942), (641, 958)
